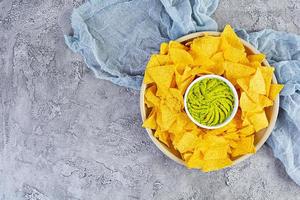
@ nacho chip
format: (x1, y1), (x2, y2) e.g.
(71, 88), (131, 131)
(186, 148), (204, 169)
(260, 67), (274, 96)
(249, 68), (266, 95)
(259, 95), (273, 108)
(169, 40), (188, 50)
(142, 108), (157, 129)
(231, 135), (255, 157)
(204, 145), (229, 160)
(191, 36), (220, 57)
(240, 92), (262, 112)
(145, 85), (160, 108)
(154, 129), (170, 147)
(159, 104), (177, 131)
(237, 77), (250, 91)
(224, 62), (256, 81)
(224, 46), (247, 63)
(147, 65), (175, 88)
(175, 132), (200, 153)
(248, 111), (269, 132)
(239, 125), (255, 137)
(189, 49), (215, 67)
(169, 48), (194, 65)
(160, 42), (168, 55)
(269, 84), (284, 101)
(221, 24), (244, 51)
(202, 158), (233, 172)
(248, 54), (265, 63)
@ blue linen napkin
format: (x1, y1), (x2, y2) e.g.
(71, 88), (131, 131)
(65, 0), (300, 185)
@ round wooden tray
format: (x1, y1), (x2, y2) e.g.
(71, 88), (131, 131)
(140, 31), (280, 167)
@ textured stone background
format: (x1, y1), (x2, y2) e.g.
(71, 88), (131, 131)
(1, 0), (300, 199)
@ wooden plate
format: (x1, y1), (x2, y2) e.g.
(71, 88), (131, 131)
(140, 32), (280, 167)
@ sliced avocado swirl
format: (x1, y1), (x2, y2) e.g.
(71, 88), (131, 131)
(186, 78), (235, 126)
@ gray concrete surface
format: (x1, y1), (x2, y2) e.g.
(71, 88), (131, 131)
(0, 0), (300, 199)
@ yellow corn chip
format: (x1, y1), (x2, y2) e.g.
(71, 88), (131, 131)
(237, 77), (250, 91)
(224, 46), (247, 63)
(210, 52), (225, 75)
(269, 84), (284, 101)
(248, 111), (269, 132)
(224, 132), (240, 140)
(169, 40), (188, 50)
(239, 125), (255, 137)
(147, 65), (175, 88)
(182, 152), (193, 161)
(169, 48), (194, 65)
(154, 130), (170, 147)
(221, 24), (244, 51)
(224, 62), (256, 81)
(145, 85), (160, 108)
(204, 145), (229, 160)
(189, 49), (215, 67)
(202, 158), (233, 172)
(175, 132), (200, 153)
(186, 148), (204, 169)
(260, 66), (274, 96)
(142, 108), (157, 129)
(247, 54), (266, 63)
(160, 42), (168, 55)
(249, 68), (266, 95)
(231, 135), (255, 157)
(259, 95), (273, 108)
(159, 104), (177, 131)
(191, 36), (220, 57)
(240, 92), (262, 112)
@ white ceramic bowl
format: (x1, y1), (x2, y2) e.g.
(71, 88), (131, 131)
(140, 31), (280, 168)
(184, 75), (239, 129)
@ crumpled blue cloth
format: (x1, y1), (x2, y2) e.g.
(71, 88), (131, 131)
(65, 0), (300, 185)
(65, 0), (218, 89)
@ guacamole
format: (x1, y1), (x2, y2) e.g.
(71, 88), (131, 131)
(186, 78), (234, 126)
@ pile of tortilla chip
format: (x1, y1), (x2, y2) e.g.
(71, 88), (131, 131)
(142, 25), (284, 172)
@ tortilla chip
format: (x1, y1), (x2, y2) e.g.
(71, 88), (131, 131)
(191, 36), (220, 57)
(160, 42), (168, 55)
(237, 77), (250, 91)
(260, 66), (274, 96)
(169, 40), (188, 50)
(259, 95), (273, 108)
(224, 62), (256, 81)
(186, 148), (204, 169)
(169, 48), (194, 65)
(175, 132), (200, 153)
(240, 92), (262, 112)
(247, 54), (266, 63)
(142, 108), (157, 129)
(269, 84), (284, 101)
(204, 145), (229, 160)
(210, 52), (225, 75)
(224, 46), (247, 63)
(189, 49), (215, 67)
(202, 158), (233, 172)
(239, 125), (255, 137)
(221, 24), (244, 51)
(145, 85), (160, 108)
(248, 111), (269, 132)
(231, 135), (255, 157)
(249, 68), (266, 95)
(147, 65), (175, 88)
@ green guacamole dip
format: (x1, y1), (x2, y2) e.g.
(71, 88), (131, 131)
(186, 78), (234, 126)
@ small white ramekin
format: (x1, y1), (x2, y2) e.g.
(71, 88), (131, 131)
(184, 75), (239, 129)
